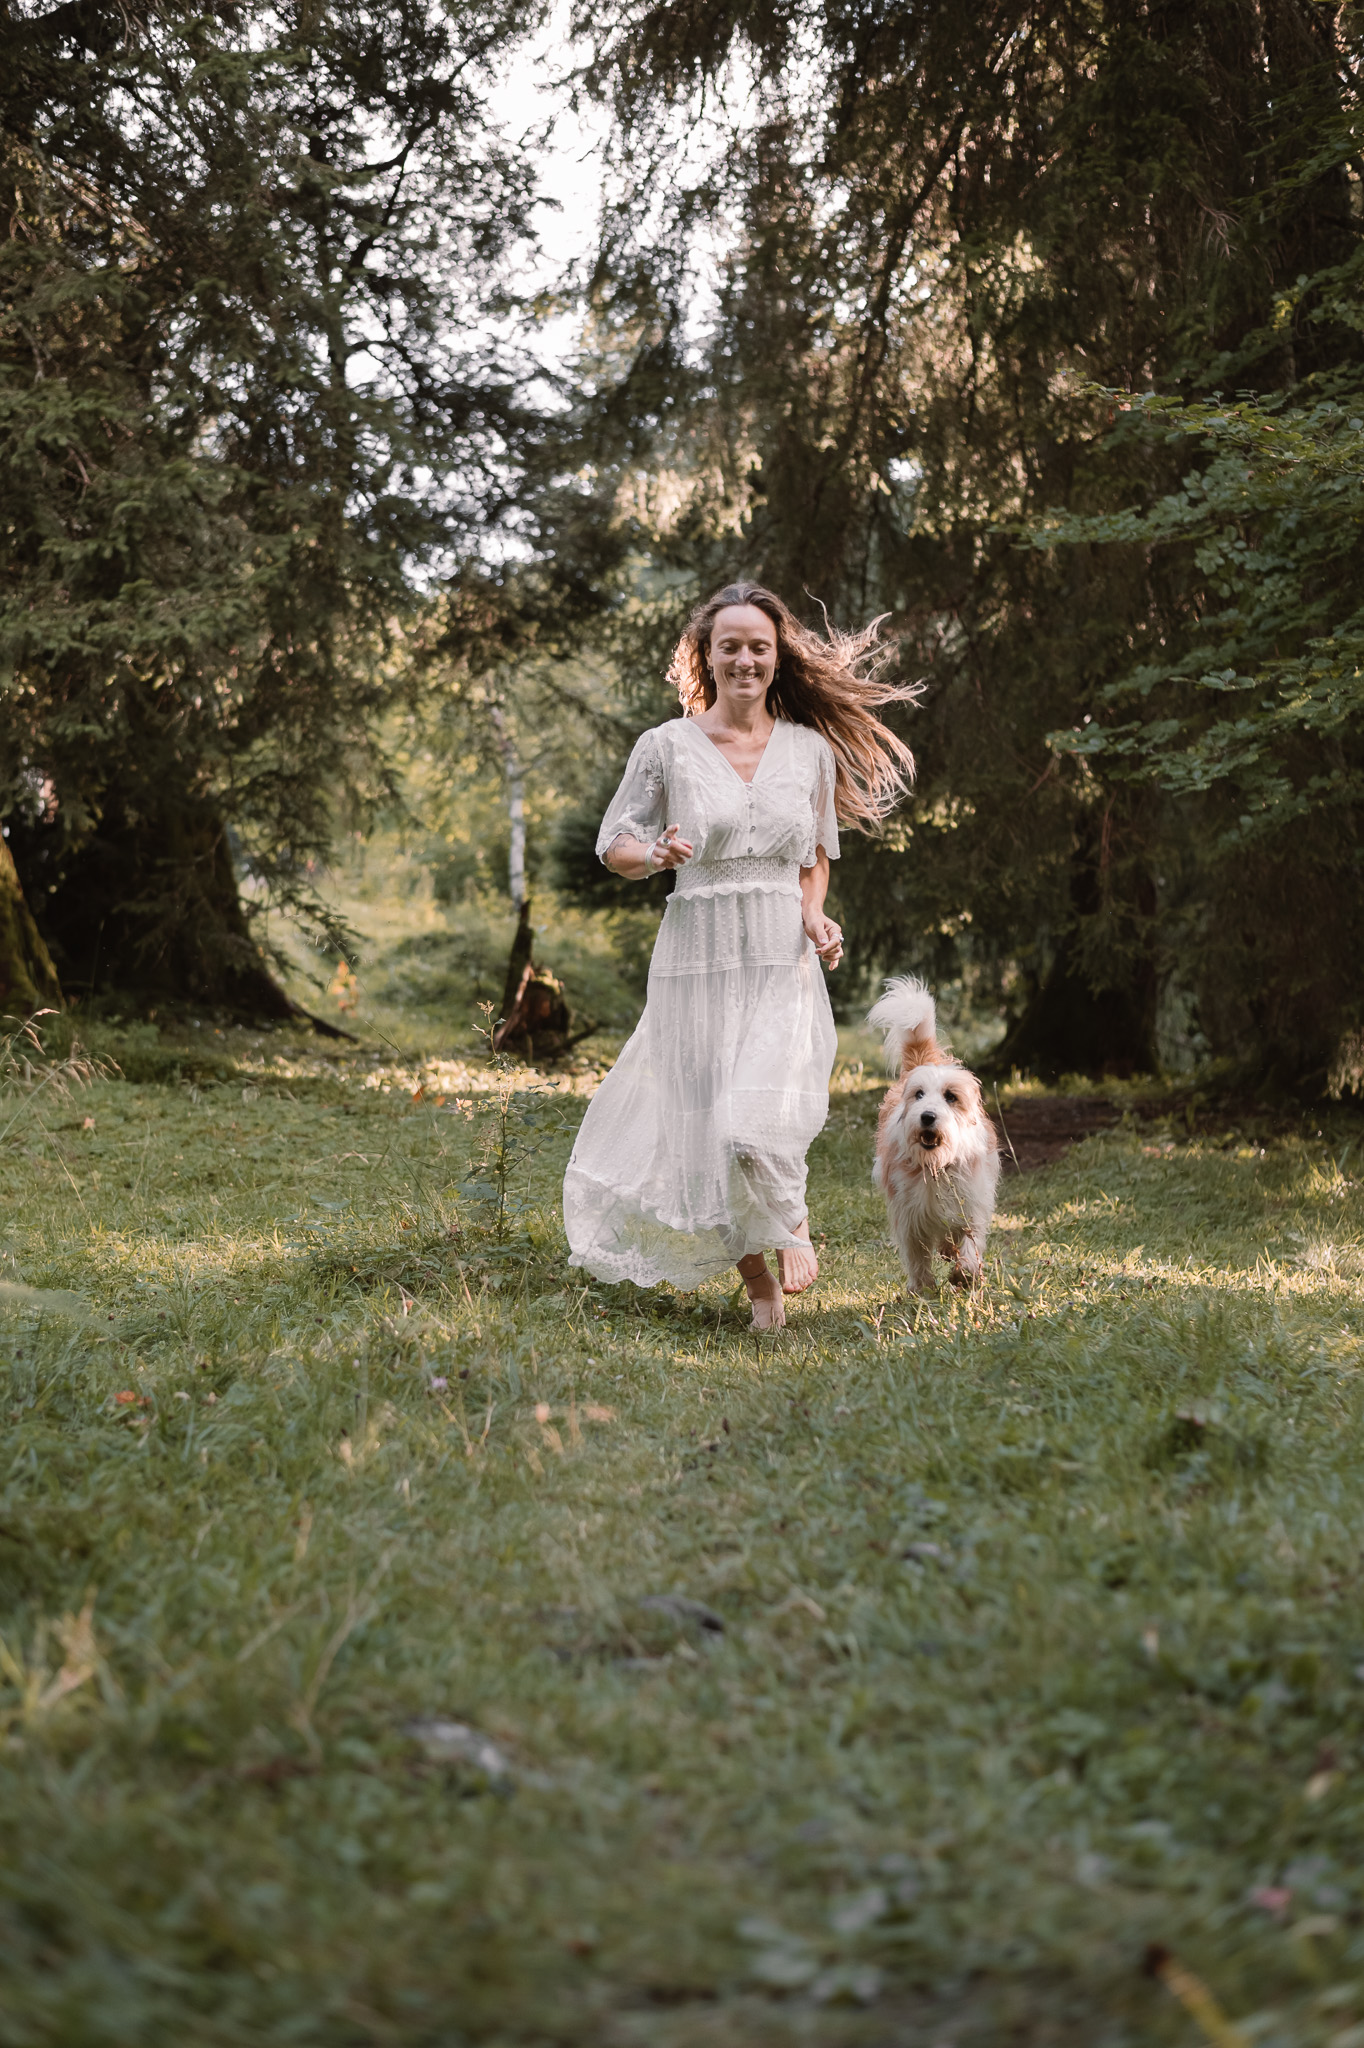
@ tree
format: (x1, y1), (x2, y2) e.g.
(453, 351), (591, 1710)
(0, 835), (60, 1017)
(568, 0), (1362, 1081)
(1038, 291), (1364, 1089)
(0, 0), (543, 1014)
(408, 580), (642, 1050)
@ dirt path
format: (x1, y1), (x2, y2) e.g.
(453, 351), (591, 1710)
(990, 1095), (1120, 1172)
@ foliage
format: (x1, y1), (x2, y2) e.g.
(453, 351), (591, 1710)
(263, 785), (657, 1044)
(1028, 203), (1364, 1089)
(1044, 375), (1364, 835)
(2, 1018), (1364, 2036)
(566, 0), (1364, 1079)
(410, 627), (638, 904)
(0, 0), (545, 1004)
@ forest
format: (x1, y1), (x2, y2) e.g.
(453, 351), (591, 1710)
(5, 8), (1364, 2047)
(3, 0), (1362, 1091)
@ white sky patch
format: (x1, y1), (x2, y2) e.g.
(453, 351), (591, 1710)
(486, 8), (611, 381)
(484, 10), (793, 380)
(489, 24), (606, 280)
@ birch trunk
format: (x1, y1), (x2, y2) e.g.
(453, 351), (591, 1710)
(489, 702), (533, 1042)
(489, 704), (526, 908)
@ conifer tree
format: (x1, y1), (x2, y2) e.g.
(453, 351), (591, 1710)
(570, 0), (1362, 1083)
(0, 0), (542, 1012)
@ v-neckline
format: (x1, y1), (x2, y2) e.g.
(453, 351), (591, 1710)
(687, 715), (780, 788)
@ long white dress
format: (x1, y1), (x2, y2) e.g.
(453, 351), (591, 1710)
(563, 715), (840, 1288)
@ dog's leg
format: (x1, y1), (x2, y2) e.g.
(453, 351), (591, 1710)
(897, 1236), (936, 1294)
(949, 1216), (989, 1289)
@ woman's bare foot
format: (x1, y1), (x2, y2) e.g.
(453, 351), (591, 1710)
(738, 1254), (786, 1330)
(776, 1219), (819, 1295)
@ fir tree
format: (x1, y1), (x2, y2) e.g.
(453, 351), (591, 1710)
(0, 0), (543, 1012)
(568, 0), (1362, 1084)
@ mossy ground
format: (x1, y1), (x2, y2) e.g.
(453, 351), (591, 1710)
(2, 1014), (1364, 2047)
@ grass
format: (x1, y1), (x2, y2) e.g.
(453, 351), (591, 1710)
(2, 1009), (1364, 2047)
(254, 835), (662, 1060)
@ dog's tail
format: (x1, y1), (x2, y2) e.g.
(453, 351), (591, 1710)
(866, 975), (945, 1076)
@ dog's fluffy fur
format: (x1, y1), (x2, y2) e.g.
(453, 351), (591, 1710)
(867, 977), (1000, 1292)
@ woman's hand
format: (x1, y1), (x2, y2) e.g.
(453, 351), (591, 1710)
(649, 824), (693, 871)
(604, 826), (693, 880)
(803, 906), (843, 970)
(798, 846), (841, 968)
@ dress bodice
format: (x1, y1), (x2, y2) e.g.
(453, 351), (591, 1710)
(596, 717), (841, 884)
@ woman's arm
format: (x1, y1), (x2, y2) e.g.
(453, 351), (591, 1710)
(799, 848), (844, 969)
(604, 825), (693, 881)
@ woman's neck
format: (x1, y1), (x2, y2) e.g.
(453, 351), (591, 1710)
(704, 690), (775, 736)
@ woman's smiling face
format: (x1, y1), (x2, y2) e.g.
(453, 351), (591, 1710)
(707, 604), (777, 706)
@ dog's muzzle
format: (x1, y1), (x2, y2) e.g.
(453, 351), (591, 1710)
(917, 1112), (941, 1150)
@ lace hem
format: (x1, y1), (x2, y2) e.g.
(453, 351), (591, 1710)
(564, 1186), (806, 1290)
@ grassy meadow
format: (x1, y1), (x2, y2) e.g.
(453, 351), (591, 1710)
(3, 898), (1364, 2043)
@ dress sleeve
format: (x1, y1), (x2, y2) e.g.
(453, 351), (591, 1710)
(596, 728), (668, 864)
(803, 734), (841, 865)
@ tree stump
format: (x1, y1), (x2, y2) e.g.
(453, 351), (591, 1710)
(493, 961), (574, 1061)
(492, 902), (575, 1059)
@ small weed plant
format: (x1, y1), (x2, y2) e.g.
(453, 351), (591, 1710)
(0, 1008), (113, 1134)
(457, 1002), (566, 1247)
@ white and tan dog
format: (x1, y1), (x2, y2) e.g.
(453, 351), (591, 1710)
(867, 977), (1000, 1292)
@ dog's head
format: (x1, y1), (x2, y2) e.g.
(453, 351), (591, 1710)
(893, 1060), (986, 1167)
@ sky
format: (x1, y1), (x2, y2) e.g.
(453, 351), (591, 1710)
(488, 12), (611, 301)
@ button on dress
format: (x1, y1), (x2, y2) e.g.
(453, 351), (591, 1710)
(563, 716), (840, 1288)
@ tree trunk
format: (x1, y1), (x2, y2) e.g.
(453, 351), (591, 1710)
(489, 699), (538, 1051)
(494, 899), (535, 1047)
(6, 796), (319, 1022)
(0, 834), (62, 1018)
(489, 702), (526, 910)
(988, 833), (1159, 1081)
(492, 915), (576, 1060)
(989, 935), (1158, 1081)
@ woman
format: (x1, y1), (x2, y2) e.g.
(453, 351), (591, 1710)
(563, 582), (915, 1328)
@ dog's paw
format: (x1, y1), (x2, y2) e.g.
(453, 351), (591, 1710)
(951, 1232), (987, 1285)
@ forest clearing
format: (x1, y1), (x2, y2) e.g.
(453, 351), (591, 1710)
(2, 992), (1363, 2046)
(5, 2), (1364, 2041)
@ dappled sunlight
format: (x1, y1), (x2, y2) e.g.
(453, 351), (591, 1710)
(5, 0), (1362, 2033)
(3, 1047), (1364, 2047)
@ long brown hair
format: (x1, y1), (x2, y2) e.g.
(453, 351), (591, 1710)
(666, 581), (918, 831)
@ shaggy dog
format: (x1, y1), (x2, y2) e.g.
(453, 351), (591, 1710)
(866, 977), (1000, 1292)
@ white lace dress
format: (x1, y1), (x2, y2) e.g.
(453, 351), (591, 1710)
(563, 715), (840, 1288)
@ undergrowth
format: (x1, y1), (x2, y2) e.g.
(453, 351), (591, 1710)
(1, 1021), (1363, 2046)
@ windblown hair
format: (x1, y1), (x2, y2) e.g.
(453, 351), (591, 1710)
(666, 581), (918, 830)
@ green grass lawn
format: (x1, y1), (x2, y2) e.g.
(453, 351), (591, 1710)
(3, 1022), (1364, 2047)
